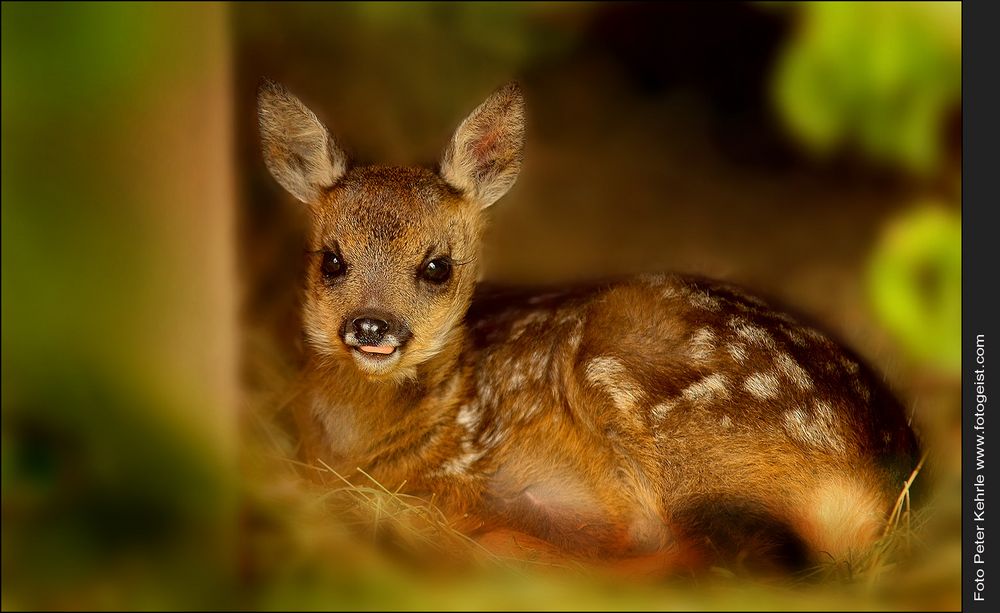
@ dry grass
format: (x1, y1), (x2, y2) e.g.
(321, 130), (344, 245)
(237, 384), (955, 611)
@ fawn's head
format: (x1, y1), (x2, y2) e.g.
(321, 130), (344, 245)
(258, 80), (525, 379)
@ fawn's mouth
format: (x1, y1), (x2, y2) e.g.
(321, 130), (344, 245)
(357, 345), (395, 356)
(342, 328), (409, 375)
(348, 343), (401, 364)
(349, 345), (403, 377)
(344, 338), (406, 376)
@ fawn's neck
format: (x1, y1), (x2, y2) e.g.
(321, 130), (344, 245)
(303, 323), (470, 466)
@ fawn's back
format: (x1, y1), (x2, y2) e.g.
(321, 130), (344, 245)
(257, 79), (921, 574)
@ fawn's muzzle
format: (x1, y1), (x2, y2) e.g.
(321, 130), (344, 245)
(341, 309), (412, 355)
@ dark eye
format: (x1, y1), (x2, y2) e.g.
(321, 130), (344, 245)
(420, 257), (452, 284)
(321, 252), (345, 280)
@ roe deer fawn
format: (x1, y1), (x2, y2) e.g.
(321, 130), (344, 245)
(257, 79), (921, 575)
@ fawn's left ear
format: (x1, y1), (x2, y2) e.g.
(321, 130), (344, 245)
(440, 81), (525, 209)
(257, 78), (348, 204)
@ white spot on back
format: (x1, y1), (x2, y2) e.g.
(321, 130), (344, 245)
(853, 379), (871, 402)
(682, 373), (730, 403)
(660, 284), (684, 300)
(688, 291), (722, 312)
(521, 401), (543, 419)
(585, 356), (643, 411)
(510, 310), (551, 341)
(455, 402), (481, 432)
(528, 292), (559, 304)
(556, 309), (584, 327)
(729, 316), (776, 348)
(778, 324), (809, 347)
(783, 400), (844, 452)
(525, 348), (553, 382)
(776, 352), (814, 391)
(507, 367), (526, 392)
(688, 328), (716, 362)
(744, 372), (780, 400)
(565, 319), (585, 350)
(727, 343), (749, 363)
(773, 311), (799, 325)
(652, 399), (677, 421)
(803, 327), (832, 345)
(478, 381), (497, 408)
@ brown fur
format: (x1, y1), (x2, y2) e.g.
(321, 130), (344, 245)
(257, 80), (921, 575)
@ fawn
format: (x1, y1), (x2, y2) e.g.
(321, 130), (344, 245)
(257, 79), (921, 574)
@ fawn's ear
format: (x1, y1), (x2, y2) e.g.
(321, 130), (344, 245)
(257, 79), (348, 204)
(440, 81), (525, 209)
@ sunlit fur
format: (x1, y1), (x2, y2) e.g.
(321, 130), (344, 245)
(259, 80), (921, 576)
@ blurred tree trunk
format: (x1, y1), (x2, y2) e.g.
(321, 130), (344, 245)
(2, 3), (237, 607)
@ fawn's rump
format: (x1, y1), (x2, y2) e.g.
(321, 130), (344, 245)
(463, 277), (920, 574)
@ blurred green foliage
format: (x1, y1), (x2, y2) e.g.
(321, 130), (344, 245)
(347, 2), (583, 66)
(867, 205), (961, 373)
(772, 2), (960, 173)
(769, 2), (961, 373)
(2, 368), (231, 609)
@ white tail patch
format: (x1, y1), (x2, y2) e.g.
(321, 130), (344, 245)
(743, 371), (780, 400)
(783, 400), (844, 452)
(795, 475), (885, 561)
(682, 373), (730, 404)
(585, 356), (643, 412)
(775, 352), (814, 391)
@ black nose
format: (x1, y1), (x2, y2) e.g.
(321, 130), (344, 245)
(352, 317), (389, 345)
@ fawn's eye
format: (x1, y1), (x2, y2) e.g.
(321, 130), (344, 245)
(420, 257), (452, 284)
(321, 252), (345, 280)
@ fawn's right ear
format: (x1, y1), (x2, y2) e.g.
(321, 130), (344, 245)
(257, 79), (348, 204)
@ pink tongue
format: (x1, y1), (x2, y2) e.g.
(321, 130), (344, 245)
(360, 345), (395, 355)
